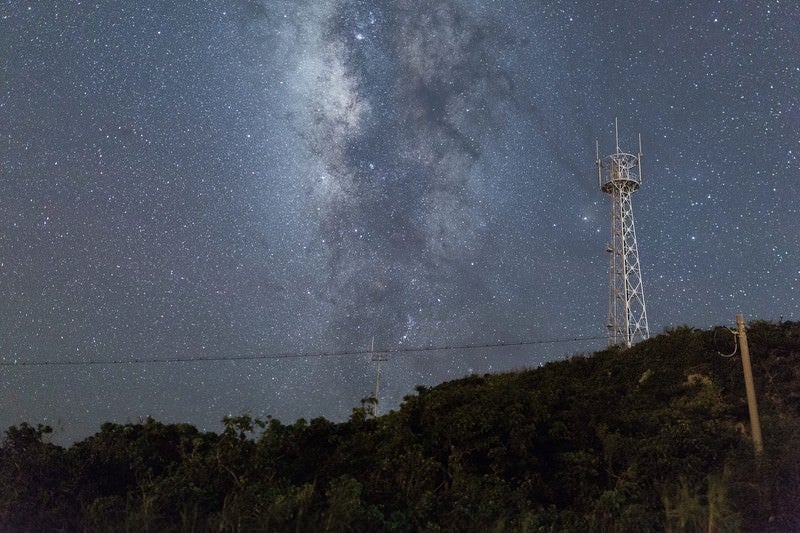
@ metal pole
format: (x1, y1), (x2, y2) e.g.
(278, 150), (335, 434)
(374, 357), (382, 416)
(736, 313), (764, 456)
(370, 336), (386, 417)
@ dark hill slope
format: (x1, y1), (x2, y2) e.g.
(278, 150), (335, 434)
(2, 322), (800, 531)
(389, 323), (800, 531)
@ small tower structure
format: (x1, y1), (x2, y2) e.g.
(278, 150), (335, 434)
(597, 119), (650, 348)
(369, 337), (388, 416)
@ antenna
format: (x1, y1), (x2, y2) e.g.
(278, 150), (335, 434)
(638, 133), (643, 184)
(597, 120), (650, 348)
(596, 140), (602, 189)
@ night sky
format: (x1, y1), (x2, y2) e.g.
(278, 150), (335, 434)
(1, 1), (798, 443)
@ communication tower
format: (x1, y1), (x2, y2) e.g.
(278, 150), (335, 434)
(596, 119), (650, 348)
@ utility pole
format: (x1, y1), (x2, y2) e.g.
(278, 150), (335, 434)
(370, 336), (387, 417)
(736, 314), (764, 456)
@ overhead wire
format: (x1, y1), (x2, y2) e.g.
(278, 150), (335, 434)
(0, 334), (608, 367)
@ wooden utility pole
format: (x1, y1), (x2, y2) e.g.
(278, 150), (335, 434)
(736, 313), (764, 456)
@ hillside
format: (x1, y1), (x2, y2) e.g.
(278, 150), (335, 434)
(2, 321), (800, 531)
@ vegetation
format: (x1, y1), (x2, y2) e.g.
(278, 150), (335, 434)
(2, 321), (800, 531)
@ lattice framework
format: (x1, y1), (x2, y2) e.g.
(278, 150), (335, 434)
(597, 125), (650, 348)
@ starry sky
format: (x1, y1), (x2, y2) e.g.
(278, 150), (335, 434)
(1, 1), (798, 443)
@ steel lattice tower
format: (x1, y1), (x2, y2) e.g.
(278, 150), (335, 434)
(597, 120), (650, 348)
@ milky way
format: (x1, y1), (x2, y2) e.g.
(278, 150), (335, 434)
(1, 1), (798, 442)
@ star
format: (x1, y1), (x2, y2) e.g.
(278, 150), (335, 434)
(0, 0), (797, 443)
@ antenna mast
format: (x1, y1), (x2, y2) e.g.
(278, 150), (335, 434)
(596, 120), (650, 348)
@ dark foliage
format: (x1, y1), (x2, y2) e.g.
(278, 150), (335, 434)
(3, 322), (800, 531)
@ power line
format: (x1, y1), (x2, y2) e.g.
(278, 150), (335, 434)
(0, 334), (607, 367)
